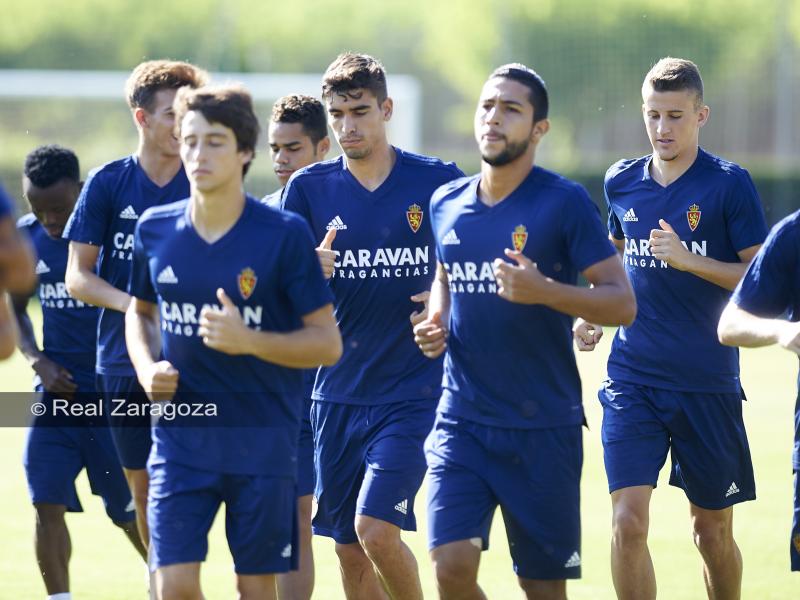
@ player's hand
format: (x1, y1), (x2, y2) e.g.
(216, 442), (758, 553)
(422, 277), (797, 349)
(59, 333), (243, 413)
(198, 288), (249, 355)
(409, 291), (430, 327)
(139, 360), (179, 402)
(778, 321), (800, 356)
(414, 311), (447, 359)
(493, 249), (551, 304)
(33, 356), (78, 399)
(649, 219), (693, 271)
(316, 228), (337, 279)
(573, 319), (603, 352)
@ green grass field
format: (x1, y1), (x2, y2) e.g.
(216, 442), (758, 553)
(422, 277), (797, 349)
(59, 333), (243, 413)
(0, 308), (796, 598)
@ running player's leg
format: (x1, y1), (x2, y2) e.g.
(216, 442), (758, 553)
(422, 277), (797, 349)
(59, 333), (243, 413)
(311, 401), (386, 599)
(34, 503), (71, 595)
(353, 400), (434, 600)
(667, 390), (754, 599)
(792, 470), (800, 572)
(599, 381), (670, 600)
(155, 563), (202, 600)
(277, 397), (315, 600)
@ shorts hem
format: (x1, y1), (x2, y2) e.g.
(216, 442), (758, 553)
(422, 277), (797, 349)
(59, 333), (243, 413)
(152, 556), (206, 570)
(608, 480), (657, 494)
(515, 568), (581, 581)
(311, 525), (357, 545)
(428, 532), (488, 552)
(31, 497), (81, 513)
(671, 482), (757, 510)
(356, 506), (416, 533)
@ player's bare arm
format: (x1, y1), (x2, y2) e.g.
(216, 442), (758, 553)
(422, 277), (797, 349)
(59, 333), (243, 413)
(493, 250), (636, 325)
(718, 302), (800, 354)
(0, 217), (36, 294)
(197, 288), (341, 368)
(414, 262), (450, 359)
(649, 219), (760, 290)
(66, 240), (131, 312)
(125, 296), (178, 401)
(11, 292), (77, 397)
(0, 292), (18, 359)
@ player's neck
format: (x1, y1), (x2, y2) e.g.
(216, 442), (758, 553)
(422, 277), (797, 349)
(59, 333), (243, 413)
(344, 141), (396, 192)
(189, 182), (246, 244)
(478, 152), (536, 207)
(649, 144), (699, 187)
(136, 142), (182, 188)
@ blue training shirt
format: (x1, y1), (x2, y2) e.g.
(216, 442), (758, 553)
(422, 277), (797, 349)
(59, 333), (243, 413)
(605, 148), (767, 393)
(63, 156), (190, 377)
(0, 185), (12, 218)
(130, 196), (333, 476)
(732, 210), (800, 469)
(282, 147), (463, 405)
(18, 214), (98, 382)
(432, 168), (617, 429)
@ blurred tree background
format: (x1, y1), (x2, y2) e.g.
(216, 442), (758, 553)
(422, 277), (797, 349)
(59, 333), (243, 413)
(1, 0), (798, 221)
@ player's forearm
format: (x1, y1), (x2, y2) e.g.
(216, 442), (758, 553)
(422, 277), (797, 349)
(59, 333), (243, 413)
(0, 293), (18, 359)
(66, 267), (131, 313)
(540, 279), (636, 326)
(125, 305), (162, 374)
(427, 275), (451, 325)
(242, 325), (342, 368)
(12, 307), (44, 365)
(717, 302), (784, 348)
(0, 237), (37, 294)
(681, 253), (749, 291)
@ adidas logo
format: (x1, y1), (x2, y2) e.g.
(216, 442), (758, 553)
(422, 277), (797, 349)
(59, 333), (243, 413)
(156, 266), (178, 284)
(326, 215), (347, 231)
(281, 544), (292, 558)
(564, 551), (581, 568)
(442, 229), (461, 245)
(35, 260), (50, 275)
(725, 482), (740, 498)
(119, 205), (139, 220)
(622, 208), (638, 222)
(394, 499), (408, 515)
(125, 499), (136, 513)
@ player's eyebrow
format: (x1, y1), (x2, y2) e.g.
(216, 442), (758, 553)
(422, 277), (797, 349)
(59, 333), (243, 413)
(480, 97), (524, 108)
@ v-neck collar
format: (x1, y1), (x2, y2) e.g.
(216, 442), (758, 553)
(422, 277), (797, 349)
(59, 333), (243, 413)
(340, 146), (402, 199)
(642, 148), (706, 191)
(184, 194), (252, 250)
(133, 154), (184, 194)
(470, 166), (541, 212)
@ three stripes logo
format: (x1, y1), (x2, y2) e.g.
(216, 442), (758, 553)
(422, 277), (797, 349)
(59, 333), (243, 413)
(622, 208), (638, 222)
(119, 205), (139, 220)
(442, 229), (461, 245)
(725, 482), (740, 498)
(326, 215), (347, 231)
(564, 552), (581, 568)
(156, 265), (178, 284)
(35, 260), (51, 275)
(394, 498), (408, 515)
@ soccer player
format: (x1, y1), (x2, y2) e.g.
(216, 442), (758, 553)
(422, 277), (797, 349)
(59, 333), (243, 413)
(413, 63), (636, 600)
(263, 94), (330, 207)
(127, 84), (341, 600)
(263, 94), (330, 600)
(282, 52), (463, 600)
(718, 212), (800, 573)
(574, 57), (767, 599)
(63, 60), (208, 546)
(13, 145), (146, 600)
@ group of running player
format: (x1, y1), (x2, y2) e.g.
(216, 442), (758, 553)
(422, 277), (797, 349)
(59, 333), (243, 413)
(0, 51), (798, 600)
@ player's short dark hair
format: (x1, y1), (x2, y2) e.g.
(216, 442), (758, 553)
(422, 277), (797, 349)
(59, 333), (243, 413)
(489, 63), (549, 122)
(173, 84), (260, 175)
(125, 60), (209, 113)
(23, 145), (80, 188)
(271, 95), (328, 144)
(322, 53), (388, 104)
(643, 57), (704, 108)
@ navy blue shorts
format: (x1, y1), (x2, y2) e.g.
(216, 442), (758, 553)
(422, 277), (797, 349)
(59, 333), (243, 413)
(148, 460), (298, 574)
(97, 373), (152, 470)
(311, 399), (435, 544)
(599, 380), (756, 509)
(24, 391), (134, 523)
(426, 413), (583, 580)
(297, 398), (315, 498)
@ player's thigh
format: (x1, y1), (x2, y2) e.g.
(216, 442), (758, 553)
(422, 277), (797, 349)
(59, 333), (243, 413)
(667, 391), (755, 510)
(223, 474), (297, 576)
(310, 401), (368, 544)
(97, 373), (152, 470)
(356, 399), (436, 530)
(147, 461), (222, 570)
(23, 421), (84, 512)
(497, 426), (583, 581)
(156, 562), (202, 599)
(425, 413), (497, 553)
(82, 425), (136, 523)
(598, 380), (670, 491)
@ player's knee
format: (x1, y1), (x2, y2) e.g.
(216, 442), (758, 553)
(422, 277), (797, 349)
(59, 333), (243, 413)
(355, 517), (399, 559)
(34, 503), (66, 529)
(692, 514), (733, 556)
(431, 549), (477, 593)
(612, 505), (649, 547)
(518, 577), (567, 600)
(157, 573), (201, 600)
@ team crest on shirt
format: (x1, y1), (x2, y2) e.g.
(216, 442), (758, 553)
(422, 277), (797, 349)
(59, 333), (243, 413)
(237, 267), (257, 300)
(687, 204), (701, 232)
(512, 224), (528, 252)
(406, 204), (423, 233)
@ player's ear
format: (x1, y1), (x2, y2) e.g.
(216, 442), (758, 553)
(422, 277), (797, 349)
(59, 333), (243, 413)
(239, 148), (255, 167)
(317, 136), (331, 159)
(697, 104), (710, 129)
(381, 97), (393, 122)
(133, 107), (149, 129)
(531, 118), (550, 141)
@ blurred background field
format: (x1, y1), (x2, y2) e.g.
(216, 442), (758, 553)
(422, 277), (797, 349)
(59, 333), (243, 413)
(0, 308), (797, 598)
